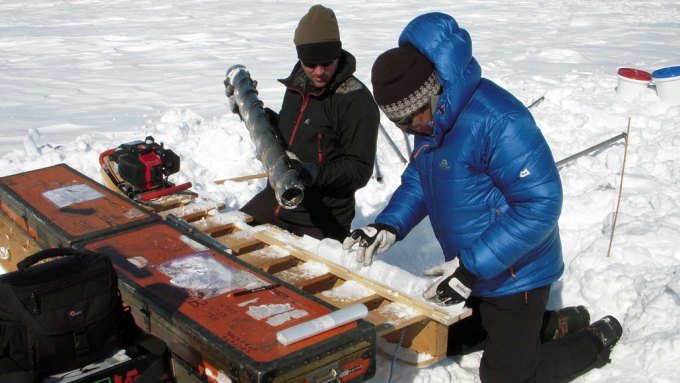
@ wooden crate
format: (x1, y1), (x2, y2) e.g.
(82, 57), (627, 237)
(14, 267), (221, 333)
(0, 210), (41, 272)
(77, 221), (376, 383)
(160, 201), (469, 367)
(1, 162), (471, 375)
(0, 164), (160, 250)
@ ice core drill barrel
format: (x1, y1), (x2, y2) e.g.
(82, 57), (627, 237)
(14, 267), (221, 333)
(225, 65), (304, 209)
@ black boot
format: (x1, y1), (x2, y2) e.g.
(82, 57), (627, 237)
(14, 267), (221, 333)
(541, 305), (591, 342)
(535, 316), (623, 382)
(588, 315), (623, 352)
(563, 315), (624, 381)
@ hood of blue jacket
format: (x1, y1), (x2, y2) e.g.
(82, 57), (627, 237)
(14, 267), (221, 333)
(398, 12), (482, 149)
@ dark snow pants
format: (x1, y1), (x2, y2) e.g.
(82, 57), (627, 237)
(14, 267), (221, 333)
(447, 285), (603, 383)
(240, 187), (348, 242)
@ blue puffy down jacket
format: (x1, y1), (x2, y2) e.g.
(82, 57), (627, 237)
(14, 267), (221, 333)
(375, 13), (564, 298)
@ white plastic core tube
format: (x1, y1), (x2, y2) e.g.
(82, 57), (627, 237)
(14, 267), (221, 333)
(276, 303), (368, 346)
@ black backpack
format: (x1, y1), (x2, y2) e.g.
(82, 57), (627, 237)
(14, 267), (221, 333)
(0, 247), (131, 377)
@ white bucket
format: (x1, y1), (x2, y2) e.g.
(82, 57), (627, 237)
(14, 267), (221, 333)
(616, 68), (651, 100)
(652, 66), (680, 105)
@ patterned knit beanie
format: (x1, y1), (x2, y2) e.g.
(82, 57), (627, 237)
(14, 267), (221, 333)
(371, 45), (441, 122)
(294, 5), (342, 65)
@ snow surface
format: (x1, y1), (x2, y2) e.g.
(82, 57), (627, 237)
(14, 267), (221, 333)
(2, 1), (680, 382)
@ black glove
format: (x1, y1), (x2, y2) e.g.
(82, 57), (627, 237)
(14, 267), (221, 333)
(423, 258), (476, 306)
(342, 224), (398, 266)
(298, 162), (318, 187)
(286, 152), (319, 187)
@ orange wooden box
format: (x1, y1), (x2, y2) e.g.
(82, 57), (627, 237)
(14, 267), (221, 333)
(0, 164), (159, 248)
(77, 221), (375, 382)
(1, 164), (376, 382)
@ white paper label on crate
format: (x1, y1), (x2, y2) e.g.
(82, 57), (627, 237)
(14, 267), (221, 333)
(247, 303), (292, 320)
(276, 303), (368, 346)
(42, 183), (104, 208)
(124, 208), (145, 220)
(127, 256), (149, 269)
(266, 309), (309, 327)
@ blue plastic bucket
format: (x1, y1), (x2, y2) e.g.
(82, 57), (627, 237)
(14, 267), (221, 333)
(652, 66), (680, 105)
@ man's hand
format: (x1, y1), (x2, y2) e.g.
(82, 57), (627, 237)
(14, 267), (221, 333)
(423, 257), (476, 306)
(342, 224), (397, 266)
(286, 152), (319, 187)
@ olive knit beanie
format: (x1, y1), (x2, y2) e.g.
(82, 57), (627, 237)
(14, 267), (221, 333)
(371, 44), (441, 122)
(294, 5), (342, 65)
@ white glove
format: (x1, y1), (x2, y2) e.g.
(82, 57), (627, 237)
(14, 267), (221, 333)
(423, 256), (476, 306)
(342, 224), (397, 266)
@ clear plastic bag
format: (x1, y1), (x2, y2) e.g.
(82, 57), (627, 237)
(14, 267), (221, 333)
(157, 251), (266, 300)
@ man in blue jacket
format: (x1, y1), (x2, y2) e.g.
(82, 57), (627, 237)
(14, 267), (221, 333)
(343, 12), (622, 382)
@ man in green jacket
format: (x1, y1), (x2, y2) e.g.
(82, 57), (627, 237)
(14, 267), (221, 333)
(239, 4), (380, 241)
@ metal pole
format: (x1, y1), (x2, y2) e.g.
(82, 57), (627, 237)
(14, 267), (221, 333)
(373, 158), (383, 183)
(379, 124), (408, 164)
(527, 96), (545, 109)
(226, 65), (304, 209)
(556, 132), (627, 168)
(403, 131), (412, 156)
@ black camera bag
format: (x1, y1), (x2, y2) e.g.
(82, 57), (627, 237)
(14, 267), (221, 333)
(0, 247), (129, 376)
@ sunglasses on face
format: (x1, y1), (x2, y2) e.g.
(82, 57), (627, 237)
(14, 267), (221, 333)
(301, 60), (335, 68)
(394, 102), (430, 128)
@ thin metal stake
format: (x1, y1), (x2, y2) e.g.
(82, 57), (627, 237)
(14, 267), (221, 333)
(379, 124), (408, 164)
(607, 118), (631, 257)
(527, 95), (545, 109)
(556, 133), (627, 168)
(387, 328), (408, 383)
(373, 157), (383, 183)
(403, 131), (412, 156)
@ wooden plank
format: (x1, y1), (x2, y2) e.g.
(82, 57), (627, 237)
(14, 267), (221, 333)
(294, 273), (340, 295)
(215, 228), (265, 255)
(393, 317), (449, 360)
(305, 273), (450, 366)
(245, 223), (472, 368)
(315, 280), (385, 310)
(213, 173), (268, 185)
(272, 261), (333, 289)
(142, 191), (198, 211)
(365, 302), (427, 333)
(376, 336), (444, 368)
(247, 224), (462, 367)
(368, 301), (449, 367)
(0, 211), (41, 272)
(158, 200), (225, 221)
(237, 246), (299, 274)
(252, 225), (461, 326)
(190, 211), (253, 236)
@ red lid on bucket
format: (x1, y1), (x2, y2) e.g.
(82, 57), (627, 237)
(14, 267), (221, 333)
(618, 68), (652, 81)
